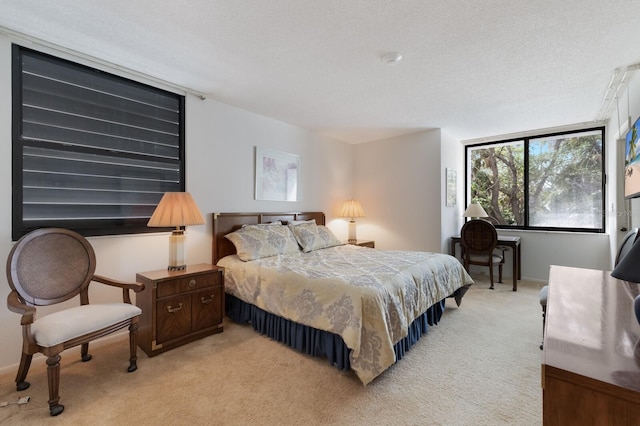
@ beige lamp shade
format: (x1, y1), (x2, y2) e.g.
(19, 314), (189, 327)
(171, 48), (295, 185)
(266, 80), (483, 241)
(147, 192), (205, 271)
(147, 192), (205, 229)
(463, 203), (488, 218)
(339, 199), (366, 219)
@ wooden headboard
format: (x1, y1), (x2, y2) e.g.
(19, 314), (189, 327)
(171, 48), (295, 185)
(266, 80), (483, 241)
(212, 212), (326, 264)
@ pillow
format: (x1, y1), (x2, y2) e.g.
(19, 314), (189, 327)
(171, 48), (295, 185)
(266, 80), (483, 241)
(288, 221), (343, 253)
(225, 224), (300, 261)
(288, 221), (319, 253)
(316, 225), (343, 249)
(288, 219), (316, 225)
(242, 221), (282, 227)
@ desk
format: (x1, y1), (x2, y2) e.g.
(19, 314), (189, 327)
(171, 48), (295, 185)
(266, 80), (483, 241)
(450, 235), (521, 291)
(542, 266), (640, 425)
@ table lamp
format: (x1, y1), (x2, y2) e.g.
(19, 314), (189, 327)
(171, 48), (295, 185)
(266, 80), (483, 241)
(463, 203), (488, 220)
(340, 199), (365, 243)
(147, 192), (205, 270)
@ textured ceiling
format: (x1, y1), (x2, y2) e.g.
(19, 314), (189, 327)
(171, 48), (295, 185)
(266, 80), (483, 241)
(2, 0), (640, 143)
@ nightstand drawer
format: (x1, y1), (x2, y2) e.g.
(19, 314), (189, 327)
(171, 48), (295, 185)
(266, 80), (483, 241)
(192, 286), (223, 331)
(156, 294), (192, 344)
(156, 273), (221, 298)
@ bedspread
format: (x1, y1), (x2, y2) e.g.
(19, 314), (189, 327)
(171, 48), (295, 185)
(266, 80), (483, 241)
(218, 244), (473, 384)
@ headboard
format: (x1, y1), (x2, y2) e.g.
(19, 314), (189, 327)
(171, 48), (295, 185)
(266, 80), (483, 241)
(212, 212), (326, 264)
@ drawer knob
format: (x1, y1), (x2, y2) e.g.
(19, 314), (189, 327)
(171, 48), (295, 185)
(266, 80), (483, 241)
(201, 295), (215, 304)
(166, 302), (183, 313)
(188, 279), (196, 287)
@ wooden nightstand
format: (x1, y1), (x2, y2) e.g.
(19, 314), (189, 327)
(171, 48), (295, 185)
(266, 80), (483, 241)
(135, 263), (224, 357)
(349, 240), (375, 248)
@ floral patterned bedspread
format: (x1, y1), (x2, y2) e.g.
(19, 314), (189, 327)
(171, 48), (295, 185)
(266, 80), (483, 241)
(218, 244), (473, 385)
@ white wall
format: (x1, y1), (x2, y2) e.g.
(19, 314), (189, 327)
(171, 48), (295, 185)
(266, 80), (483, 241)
(0, 35), (354, 370)
(440, 130), (465, 253)
(353, 130), (444, 252)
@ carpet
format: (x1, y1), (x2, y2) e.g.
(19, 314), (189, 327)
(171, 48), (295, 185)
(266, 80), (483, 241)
(0, 275), (544, 425)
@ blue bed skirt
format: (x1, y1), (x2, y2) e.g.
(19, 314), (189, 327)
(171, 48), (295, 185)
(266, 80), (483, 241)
(225, 294), (447, 372)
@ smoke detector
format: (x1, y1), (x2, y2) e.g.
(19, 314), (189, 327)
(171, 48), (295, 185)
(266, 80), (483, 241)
(381, 52), (402, 65)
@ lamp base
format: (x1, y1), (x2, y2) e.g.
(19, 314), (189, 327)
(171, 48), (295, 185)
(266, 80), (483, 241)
(168, 230), (186, 271)
(348, 220), (357, 244)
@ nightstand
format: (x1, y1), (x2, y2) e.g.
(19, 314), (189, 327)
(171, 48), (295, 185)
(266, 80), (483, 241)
(349, 240), (375, 248)
(135, 263), (224, 357)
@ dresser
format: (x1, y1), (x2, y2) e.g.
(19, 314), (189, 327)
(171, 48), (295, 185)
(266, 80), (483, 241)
(542, 265), (640, 425)
(135, 263), (224, 356)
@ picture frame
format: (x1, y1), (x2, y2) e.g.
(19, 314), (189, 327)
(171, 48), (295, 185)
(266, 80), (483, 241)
(446, 168), (457, 207)
(255, 147), (300, 201)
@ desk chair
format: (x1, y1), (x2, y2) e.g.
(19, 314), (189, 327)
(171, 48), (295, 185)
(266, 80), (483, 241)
(460, 219), (505, 289)
(6, 228), (145, 416)
(539, 228), (639, 349)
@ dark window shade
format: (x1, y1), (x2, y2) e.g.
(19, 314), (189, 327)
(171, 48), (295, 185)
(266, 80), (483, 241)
(12, 45), (185, 240)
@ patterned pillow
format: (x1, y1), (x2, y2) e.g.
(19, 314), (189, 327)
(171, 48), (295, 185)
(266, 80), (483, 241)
(317, 225), (343, 249)
(288, 221), (318, 253)
(225, 224), (300, 261)
(289, 221), (343, 253)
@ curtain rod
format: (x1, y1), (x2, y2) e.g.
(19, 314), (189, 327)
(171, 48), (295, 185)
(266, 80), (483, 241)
(0, 26), (207, 100)
(595, 64), (640, 123)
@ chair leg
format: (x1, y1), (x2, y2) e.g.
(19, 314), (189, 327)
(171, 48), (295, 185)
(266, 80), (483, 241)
(498, 264), (503, 283)
(540, 304), (547, 350)
(46, 354), (64, 416)
(15, 352), (32, 391)
(489, 265), (495, 289)
(80, 343), (92, 362)
(127, 321), (139, 373)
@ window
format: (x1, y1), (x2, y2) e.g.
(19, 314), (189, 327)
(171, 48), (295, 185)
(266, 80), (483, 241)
(12, 45), (185, 240)
(466, 127), (605, 232)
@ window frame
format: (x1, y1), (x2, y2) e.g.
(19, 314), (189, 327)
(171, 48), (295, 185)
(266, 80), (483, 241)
(12, 45), (185, 241)
(465, 126), (606, 233)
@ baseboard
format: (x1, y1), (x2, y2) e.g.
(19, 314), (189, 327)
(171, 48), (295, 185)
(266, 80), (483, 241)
(471, 270), (548, 285)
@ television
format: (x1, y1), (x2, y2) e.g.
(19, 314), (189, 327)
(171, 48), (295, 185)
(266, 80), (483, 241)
(624, 116), (640, 199)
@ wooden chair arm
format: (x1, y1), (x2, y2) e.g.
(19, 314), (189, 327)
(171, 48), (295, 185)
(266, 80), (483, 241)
(92, 275), (145, 292)
(92, 275), (145, 304)
(7, 291), (36, 325)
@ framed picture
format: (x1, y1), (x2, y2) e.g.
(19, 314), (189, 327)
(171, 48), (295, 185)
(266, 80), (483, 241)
(446, 168), (457, 207)
(255, 147), (300, 201)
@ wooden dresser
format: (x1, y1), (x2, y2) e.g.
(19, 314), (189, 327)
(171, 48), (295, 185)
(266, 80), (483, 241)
(542, 265), (640, 425)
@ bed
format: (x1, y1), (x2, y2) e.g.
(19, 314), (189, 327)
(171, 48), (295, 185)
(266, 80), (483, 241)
(212, 212), (473, 385)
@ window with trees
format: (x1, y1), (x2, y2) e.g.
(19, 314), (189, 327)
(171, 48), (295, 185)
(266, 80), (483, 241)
(466, 127), (605, 233)
(12, 45), (185, 240)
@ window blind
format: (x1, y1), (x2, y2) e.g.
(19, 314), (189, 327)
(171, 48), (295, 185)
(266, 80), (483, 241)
(13, 45), (185, 240)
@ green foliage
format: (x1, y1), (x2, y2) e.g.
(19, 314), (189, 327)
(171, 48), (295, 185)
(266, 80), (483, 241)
(469, 131), (603, 228)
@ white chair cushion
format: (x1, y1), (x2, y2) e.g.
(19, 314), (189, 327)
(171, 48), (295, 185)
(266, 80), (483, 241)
(32, 303), (142, 347)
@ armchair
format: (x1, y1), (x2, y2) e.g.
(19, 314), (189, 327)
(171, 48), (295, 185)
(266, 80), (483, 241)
(5, 228), (145, 416)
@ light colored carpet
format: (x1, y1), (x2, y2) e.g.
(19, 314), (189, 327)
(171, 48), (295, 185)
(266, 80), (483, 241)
(0, 276), (544, 426)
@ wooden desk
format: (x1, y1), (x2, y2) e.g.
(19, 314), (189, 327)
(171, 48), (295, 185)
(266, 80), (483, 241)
(450, 235), (521, 291)
(542, 265), (640, 425)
